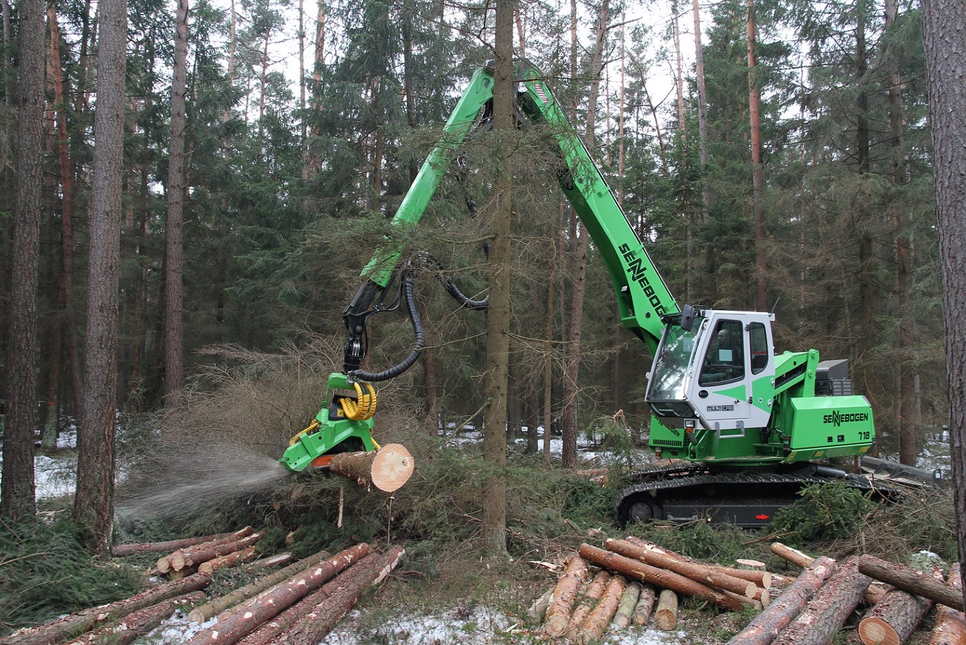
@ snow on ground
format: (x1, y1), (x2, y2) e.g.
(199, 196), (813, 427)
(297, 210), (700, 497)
(33, 454), (77, 499)
(139, 606), (214, 643)
(916, 432), (952, 479)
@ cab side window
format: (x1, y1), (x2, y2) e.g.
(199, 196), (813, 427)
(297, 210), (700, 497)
(749, 322), (769, 374)
(699, 319), (745, 386)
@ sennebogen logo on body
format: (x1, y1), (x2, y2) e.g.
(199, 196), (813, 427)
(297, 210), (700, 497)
(823, 410), (869, 427)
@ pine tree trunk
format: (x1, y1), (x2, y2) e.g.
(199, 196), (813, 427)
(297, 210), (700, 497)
(481, 0), (514, 557)
(858, 556), (964, 611)
(576, 575), (626, 644)
(561, 0), (609, 469)
(691, 0), (710, 221)
(112, 531), (238, 557)
(746, 0), (766, 311)
(0, 0), (45, 522)
(929, 565), (966, 645)
(857, 568), (941, 645)
(163, 0), (189, 402)
(544, 554), (589, 637)
(542, 232), (557, 464)
(633, 585), (656, 625)
(565, 571), (611, 638)
(655, 589), (679, 630)
(611, 580), (640, 629)
(62, 591), (206, 645)
(327, 444), (414, 492)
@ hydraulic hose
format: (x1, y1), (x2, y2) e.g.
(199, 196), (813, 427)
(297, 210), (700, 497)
(440, 277), (488, 310)
(348, 270), (424, 382)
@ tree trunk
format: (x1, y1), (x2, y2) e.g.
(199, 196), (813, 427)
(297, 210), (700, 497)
(2, 573), (211, 645)
(0, 0), (45, 522)
(171, 531), (261, 571)
(922, 0), (966, 611)
(578, 544), (749, 611)
(327, 444), (414, 493)
(561, 0), (609, 469)
(188, 548), (332, 623)
(691, 0), (711, 225)
(481, 0), (514, 557)
(626, 537), (775, 588)
(62, 591), (206, 645)
(112, 531), (239, 557)
(929, 565), (966, 645)
(158, 527), (254, 573)
(633, 585), (656, 625)
(565, 571), (611, 637)
(746, 0), (766, 311)
(858, 556), (964, 612)
(198, 547), (257, 575)
(576, 575), (625, 644)
(164, 0), (189, 402)
(655, 589), (678, 630)
(611, 580), (641, 629)
(857, 568), (942, 645)
(542, 232), (557, 465)
(727, 556), (836, 645)
(544, 554), (589, 637)
(271, 546), (404, 645)
(73, 0), (127, 554)
(186, 543), (370, 645)
(772, 557), (871, 645)
(770, 542), (815, 569)
(605, 538), (758, 598)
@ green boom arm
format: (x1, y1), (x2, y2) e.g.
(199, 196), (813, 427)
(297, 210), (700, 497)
(359, 60), (678, 352)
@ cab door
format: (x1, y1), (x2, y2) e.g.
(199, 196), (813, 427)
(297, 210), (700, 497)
(690, 316), (750, 431)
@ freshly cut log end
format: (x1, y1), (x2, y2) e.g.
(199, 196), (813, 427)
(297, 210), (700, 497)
(857, 567), (944, 645)
(328, 443), (414, 493)
(655, 589), (678, 631)
(858, 617), (901, 645)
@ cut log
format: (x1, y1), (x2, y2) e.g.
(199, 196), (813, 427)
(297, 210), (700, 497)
(188, 549), (332, 623)
(930, 564), (966, 645)
(156, 527), (253, 573)
(865, 582), (892, 605)
(737, 559), (768, 570)
(185, 543), (371, 645)
(0, 573), (211, 645)
(626, 536), (773, 588)
(655, 590), (679, 630)
(112, 533), (235, 557)
(565, 571), (611, 637)
(770, 542), (815, 569)
(575, 575), (626, 644)
(633, 585), (657, 626)
(858, 555), (964, 612)
(605, 538), (757, 598)
(772, 556), (872, 645)
(858, 567), (944, 645)
(270, 546), (405, 645)
(171, 532), (262, 571)
(543, 554), (589, 638)
(527, 586), (555, 623)
(62, 591), (206, 645)
(611, 581), (642, 629)
(726, 556), (836, 645)
(248, 553), (293, 570)
(198, 546), (258, 575)
(328, 443), (414, 493)
(578, 543), (750, 611)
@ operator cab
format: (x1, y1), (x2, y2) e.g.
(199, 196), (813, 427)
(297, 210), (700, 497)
(645, 309), (775, 434)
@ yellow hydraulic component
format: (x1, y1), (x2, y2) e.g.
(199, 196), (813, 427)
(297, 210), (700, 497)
(338, 381), (378, 421)
(288, 419), (320, 446)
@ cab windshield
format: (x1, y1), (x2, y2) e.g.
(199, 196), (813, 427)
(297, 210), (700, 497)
(646, 319), (704, 401)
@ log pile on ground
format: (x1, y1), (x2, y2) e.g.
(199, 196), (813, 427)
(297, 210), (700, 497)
(530, 537), (963, 645)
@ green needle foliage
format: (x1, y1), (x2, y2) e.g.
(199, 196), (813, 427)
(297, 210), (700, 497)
(770, 481), (875, 545)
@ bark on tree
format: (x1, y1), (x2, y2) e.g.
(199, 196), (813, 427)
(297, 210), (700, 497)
(159, 527), (254, 572)
(0, 0), (44, 522)
(188, 548), (331, 623)
(726, 556), (836, 645)
(691, 0), (711, 226)
(626, 537), (774, 588)
(858, 556), (964, 612)
(171, 532), (262, 571)
(611, 580), (641, 629)
(561, 0), (609, 469)
(186, 543), (370, 645)
(772, 557), (871, 645)
(576, 575), (626, 644)
(605, 539), (757, 598)
(164, 0), (189, 402)
(73, 0), (127, 554)
(655, 589), (678, 630)
(198, 547), (257, 575)
(62, 591), (206, 645)
(746, 0), (766, 311)
(544, 554), (589, 637)
(113, 532), (238, 557)
(542, 232), (557, 465)
(328, 444), (414, 492)
(565, 571), (611, 637)
(481, 0), (514, 557)
(578, 544), (750, 611)
(922, 0), (966, 613)
(857, 568), (942, 645)
(272, 547), (404, 645)
(930, 565), (966, 645)
(1, 573), (211, 645)
(633, 585), (656, 625)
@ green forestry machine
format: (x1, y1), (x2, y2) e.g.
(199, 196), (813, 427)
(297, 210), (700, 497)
(280, 60), (887, 526)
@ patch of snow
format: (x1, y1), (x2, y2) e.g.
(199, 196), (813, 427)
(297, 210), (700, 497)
(141, 608), (214, 643)
(319, 606), (513, 644)
(56, 426), (77, 449)
(0, 452), (127, 501)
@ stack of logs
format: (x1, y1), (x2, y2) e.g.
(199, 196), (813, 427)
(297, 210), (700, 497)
(530, 537), (966, 645)
(530, 536), (784, 644)
(0, 530), (403, 645)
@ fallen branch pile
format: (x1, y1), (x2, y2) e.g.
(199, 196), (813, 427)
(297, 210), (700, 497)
(530, 538), (964, 645)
